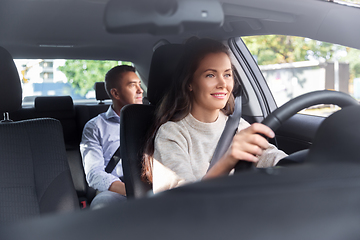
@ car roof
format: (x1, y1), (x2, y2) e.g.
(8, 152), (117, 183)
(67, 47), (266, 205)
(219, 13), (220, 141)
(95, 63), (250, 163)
(1, 0), (360, 87)
(1, 0), (360, 62)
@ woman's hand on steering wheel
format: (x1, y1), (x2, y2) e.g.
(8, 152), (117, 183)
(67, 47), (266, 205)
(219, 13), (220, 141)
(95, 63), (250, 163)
(204, 123), (274, 179)
(226, 123), (275, 167)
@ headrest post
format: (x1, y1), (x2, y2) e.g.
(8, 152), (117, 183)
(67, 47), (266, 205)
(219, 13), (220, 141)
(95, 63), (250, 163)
(1, 112), (12, 123)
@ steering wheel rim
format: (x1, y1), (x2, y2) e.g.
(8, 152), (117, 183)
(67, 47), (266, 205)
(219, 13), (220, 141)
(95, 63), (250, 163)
(262, 90), (359, 132)
(261, 90), (359, 167)
(235, 90), (358, 172)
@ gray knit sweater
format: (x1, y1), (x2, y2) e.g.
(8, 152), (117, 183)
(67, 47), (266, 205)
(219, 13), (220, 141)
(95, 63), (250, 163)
(153, 112), (287, 193)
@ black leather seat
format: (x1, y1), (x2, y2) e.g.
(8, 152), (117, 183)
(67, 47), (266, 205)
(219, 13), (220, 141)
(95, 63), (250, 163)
(0, 46), (79, 223)
(120, 44), (184, 199)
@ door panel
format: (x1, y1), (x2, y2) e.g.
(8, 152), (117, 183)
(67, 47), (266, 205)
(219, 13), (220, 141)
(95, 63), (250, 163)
(274, 113), (325, 154)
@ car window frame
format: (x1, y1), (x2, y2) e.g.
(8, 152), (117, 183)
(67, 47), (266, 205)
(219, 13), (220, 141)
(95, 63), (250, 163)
(228, 37), (278, 121)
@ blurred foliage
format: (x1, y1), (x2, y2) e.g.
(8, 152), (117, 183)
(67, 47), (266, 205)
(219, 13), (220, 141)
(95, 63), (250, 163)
(58, 60), (132, 96)
(341, 0), (360, 4)
(242, 35), (360, 79)
(242, 35), (337, 65)
(340, 47), (360, 79)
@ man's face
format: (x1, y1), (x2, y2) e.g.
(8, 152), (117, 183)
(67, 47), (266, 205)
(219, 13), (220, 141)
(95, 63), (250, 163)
(114, 71), (143, 107)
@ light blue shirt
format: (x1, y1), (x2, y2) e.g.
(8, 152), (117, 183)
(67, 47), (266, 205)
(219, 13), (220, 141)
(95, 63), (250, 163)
(80, 106), (122, 192)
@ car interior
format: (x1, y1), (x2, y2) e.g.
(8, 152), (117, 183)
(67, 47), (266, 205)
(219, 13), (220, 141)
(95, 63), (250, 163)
(0, 46), (79, 222)
(1, 0), (360, 239)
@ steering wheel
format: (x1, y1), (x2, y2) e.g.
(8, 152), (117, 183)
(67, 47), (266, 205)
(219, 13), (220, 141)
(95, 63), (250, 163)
(262, 90), (359, 132)
(235, 90), (359, 172)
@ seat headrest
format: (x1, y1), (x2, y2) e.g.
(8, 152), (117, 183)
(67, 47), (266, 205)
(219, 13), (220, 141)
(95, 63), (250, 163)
(95, 82), (110, 101)
(0, 46), (22, 113)
(147, 44), (185, 106)
(35, 96), (74, 112)
(307, 105), (360, 163)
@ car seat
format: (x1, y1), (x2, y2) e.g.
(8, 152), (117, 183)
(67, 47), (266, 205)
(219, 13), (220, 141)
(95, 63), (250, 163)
(94, 81), (110, 104)
(120, 44), (184, 199)
(74, 82), (111, 206)
(76, 82), (110, 135)
(0, 46), (79, 223)
(34, 95), (95, 207)
(34, 96), (78, 147)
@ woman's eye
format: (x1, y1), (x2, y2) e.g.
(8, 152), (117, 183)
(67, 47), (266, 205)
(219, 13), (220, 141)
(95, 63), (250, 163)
(224, 74), (231, 78)
(206, 74), (215, 78)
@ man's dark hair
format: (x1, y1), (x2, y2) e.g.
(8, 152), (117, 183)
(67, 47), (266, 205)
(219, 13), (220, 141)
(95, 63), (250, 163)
(104, 65), (136, 98)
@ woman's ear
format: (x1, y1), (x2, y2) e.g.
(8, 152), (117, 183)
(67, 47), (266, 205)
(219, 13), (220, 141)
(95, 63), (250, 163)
(188, 84), (193, 91)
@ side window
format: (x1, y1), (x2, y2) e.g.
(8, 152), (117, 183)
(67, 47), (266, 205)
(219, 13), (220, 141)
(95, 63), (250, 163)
(242, 35), (360, 117)
(14, 59), (133, 105)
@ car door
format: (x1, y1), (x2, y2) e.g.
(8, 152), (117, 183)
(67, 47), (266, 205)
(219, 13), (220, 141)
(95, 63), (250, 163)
(229, 37), (326, 155)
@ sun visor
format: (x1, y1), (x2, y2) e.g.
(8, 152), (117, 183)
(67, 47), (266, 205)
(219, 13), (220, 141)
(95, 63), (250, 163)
(104, 0), (224, 35)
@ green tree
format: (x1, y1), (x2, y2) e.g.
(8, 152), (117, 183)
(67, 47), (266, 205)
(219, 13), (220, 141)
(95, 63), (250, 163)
(340, 47), (360, 79)
(58, 60), (131, 96)
(242, 35), (360, 80)
(242, 35), (339, 65)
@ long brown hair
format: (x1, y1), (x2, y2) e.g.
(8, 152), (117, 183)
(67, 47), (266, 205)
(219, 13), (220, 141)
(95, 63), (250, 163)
(142, 38), (236, 183)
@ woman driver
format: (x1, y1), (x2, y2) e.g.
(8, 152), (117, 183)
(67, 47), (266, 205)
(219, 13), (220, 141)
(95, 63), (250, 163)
(143, 38), (287, 193)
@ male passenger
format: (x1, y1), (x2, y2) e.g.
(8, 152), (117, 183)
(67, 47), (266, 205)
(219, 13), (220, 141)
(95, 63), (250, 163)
(80, 65), (143, 209)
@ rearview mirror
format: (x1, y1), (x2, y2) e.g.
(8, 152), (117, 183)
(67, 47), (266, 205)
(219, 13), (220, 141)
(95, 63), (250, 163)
(104, 0), (224, 35)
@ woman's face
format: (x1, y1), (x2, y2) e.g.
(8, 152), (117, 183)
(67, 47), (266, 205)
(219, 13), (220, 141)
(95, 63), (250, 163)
(189, 52), (234, 120)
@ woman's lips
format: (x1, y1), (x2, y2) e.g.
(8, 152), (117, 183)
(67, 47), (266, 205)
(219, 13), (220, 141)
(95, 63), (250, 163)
(211, 93), (227, 99)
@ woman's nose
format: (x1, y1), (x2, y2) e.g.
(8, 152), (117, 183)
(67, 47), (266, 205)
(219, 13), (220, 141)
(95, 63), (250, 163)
(217, 76), (226, 87)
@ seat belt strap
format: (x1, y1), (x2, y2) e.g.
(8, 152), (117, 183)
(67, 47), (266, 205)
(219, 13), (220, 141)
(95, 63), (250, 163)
(105, 146), (121, 174)
(208, 96), (242, 170)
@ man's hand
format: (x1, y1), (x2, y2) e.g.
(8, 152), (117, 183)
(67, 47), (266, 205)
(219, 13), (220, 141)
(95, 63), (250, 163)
(109, 181), (126, 196)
